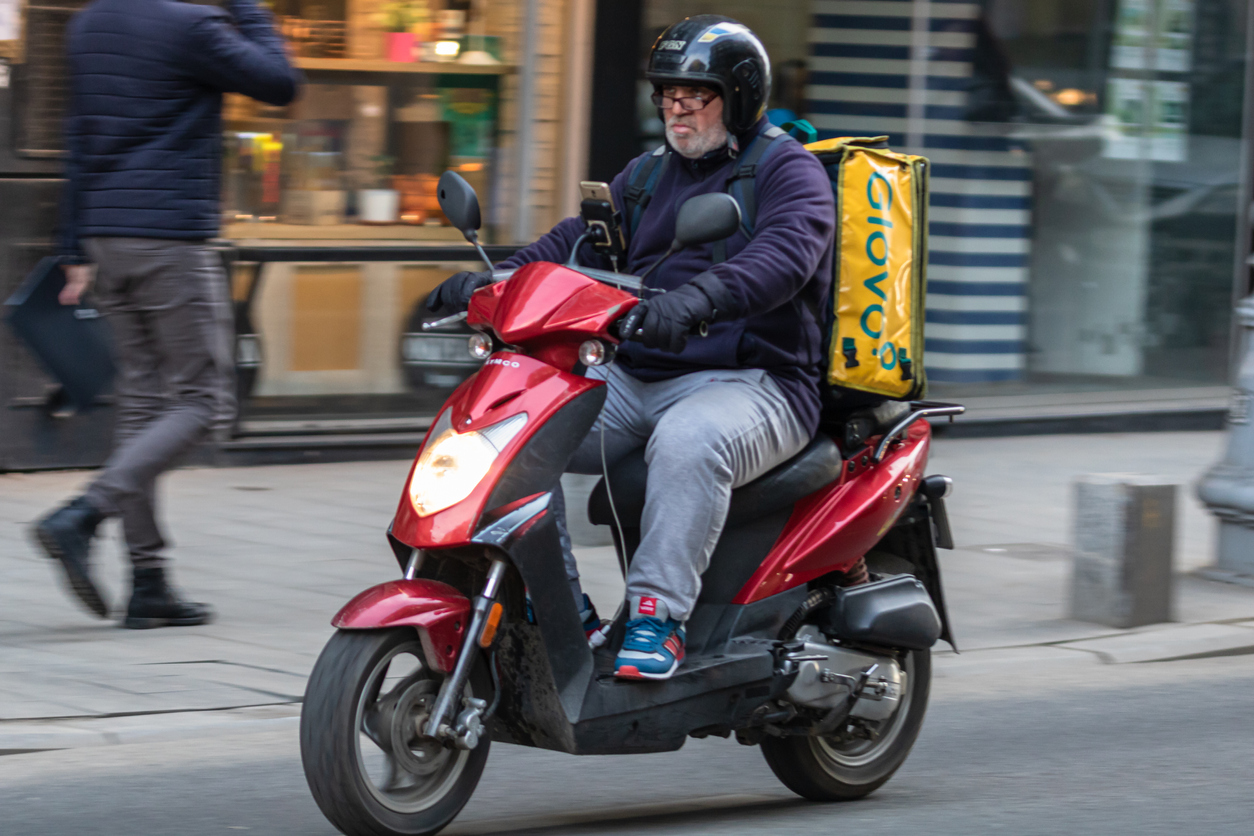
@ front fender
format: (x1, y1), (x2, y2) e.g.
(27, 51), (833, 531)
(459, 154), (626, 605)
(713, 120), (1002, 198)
(332, 580), (470, 673)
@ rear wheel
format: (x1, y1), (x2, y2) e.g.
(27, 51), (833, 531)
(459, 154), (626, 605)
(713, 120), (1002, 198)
(762, 636), (931, 801)
(300, 628), (490, 836)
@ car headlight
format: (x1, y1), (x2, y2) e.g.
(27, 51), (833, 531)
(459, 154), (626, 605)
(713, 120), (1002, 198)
(408, 412), (527, 516)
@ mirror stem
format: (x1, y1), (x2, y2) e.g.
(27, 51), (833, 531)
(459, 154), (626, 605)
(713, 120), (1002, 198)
(464, 229), (494, 271)
(566, 229), (594, 267)
(636, 240), (680, 284)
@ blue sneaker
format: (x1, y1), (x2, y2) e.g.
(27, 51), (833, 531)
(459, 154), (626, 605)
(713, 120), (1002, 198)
(615, 596), (685, 680)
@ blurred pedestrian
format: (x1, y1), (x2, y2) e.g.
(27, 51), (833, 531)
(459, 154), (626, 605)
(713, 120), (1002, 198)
(33, 0), (301, 628)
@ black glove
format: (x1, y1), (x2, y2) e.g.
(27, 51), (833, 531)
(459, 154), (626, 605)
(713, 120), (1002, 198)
(427, 270), (493, 314)
(619, 283), (717, 354)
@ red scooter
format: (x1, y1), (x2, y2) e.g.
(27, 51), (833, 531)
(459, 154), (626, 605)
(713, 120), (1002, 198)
(300, 172), (963, 836)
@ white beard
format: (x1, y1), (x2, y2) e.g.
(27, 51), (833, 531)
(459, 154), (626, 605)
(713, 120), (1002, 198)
(665, 121), (730, 159)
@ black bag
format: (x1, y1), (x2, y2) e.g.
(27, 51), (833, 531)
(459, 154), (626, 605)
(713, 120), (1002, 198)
(5, 256), (116, 412)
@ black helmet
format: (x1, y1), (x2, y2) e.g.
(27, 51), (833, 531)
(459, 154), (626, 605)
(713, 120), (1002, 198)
(647, 15), (771, 136)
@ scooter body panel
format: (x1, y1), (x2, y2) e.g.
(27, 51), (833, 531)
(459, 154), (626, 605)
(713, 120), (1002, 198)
(390, 357), (605, 549)
(390, 263), (634, 551)
(473, 495), (809, 755)
(332, 579), (470, 673)
(733, 421), (933, 604)
(467, 262), (638, 369)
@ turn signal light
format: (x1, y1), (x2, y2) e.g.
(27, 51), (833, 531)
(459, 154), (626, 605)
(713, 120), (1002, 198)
(579, 339), (614, 367)
(478, 602), (504, 647)
(469, 332), (493, 360)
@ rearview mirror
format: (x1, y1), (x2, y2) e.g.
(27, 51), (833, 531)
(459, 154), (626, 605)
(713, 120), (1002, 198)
(673, 193), (742, 249)
(438, 171), (482, 236)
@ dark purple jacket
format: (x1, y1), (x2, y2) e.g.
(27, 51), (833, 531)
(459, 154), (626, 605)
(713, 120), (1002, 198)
(500, 119), (835, 435)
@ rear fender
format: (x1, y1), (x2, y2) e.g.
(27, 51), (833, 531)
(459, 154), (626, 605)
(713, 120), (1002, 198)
(870, 498), (957, 652)
(332, 580), (470, 673)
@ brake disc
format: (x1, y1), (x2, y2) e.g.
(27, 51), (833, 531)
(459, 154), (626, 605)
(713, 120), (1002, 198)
(390, 679), (453, 777)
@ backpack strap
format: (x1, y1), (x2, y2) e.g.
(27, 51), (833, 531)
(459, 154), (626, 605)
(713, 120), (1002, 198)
(623, 145), (671, 244)
(712, 125), (793, 264)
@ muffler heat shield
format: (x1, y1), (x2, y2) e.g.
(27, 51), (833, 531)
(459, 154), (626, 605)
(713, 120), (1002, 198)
(823, 575), (942, 651)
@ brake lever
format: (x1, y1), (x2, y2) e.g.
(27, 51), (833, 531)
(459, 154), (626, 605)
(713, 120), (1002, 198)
(422, 311), (469, 330)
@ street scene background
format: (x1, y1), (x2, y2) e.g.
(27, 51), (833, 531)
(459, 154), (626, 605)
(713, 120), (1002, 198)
(3, 0), (1254, 833)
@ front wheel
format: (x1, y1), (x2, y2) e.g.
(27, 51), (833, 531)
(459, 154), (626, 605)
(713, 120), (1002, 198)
(300, 628), (490, 836)
(761, 648), (931, 801)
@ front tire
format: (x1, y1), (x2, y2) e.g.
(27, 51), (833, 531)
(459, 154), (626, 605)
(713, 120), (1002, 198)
(762, 648), (930, 801)
(300, 628), (490, 836)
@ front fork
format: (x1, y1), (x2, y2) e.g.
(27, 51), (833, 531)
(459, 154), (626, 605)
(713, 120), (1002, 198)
(423, 557), (508, 748)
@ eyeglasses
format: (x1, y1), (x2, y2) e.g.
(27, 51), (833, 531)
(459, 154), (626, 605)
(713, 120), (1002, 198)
(650, 90), (719, 112)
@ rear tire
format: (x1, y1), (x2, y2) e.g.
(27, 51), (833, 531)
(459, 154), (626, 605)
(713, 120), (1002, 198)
(300, 628), (490, 836)
(762, 648), (930, 801)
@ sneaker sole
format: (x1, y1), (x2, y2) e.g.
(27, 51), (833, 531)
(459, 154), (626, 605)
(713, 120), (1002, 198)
(614, 658), (681, 680)
(32, 525), (109, 619)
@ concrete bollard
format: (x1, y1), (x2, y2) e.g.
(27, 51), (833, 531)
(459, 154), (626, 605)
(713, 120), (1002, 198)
(1198, 296), (1254, 578)
(1070, 474), (1177, 628)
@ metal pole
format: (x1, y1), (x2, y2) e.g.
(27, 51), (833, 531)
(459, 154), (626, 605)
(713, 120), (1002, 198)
(1198, 297), (1254, 579)
(513, 0), (541, 243)
(1199, 5), (1254, 581)
(1227, 2), (1254, 363)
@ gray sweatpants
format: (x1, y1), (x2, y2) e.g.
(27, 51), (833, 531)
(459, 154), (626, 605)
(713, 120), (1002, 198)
(82, 238), (235, 568)
(553, 364), (811, 621)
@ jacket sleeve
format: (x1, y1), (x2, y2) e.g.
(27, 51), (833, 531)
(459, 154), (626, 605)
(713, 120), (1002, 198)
(182, 0), (302, 106)
(701, 146), (835, 317)
(56, 104), (86, 262)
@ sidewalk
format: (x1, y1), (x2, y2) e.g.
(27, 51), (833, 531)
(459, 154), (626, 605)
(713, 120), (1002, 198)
(2, 430), (1251, 751)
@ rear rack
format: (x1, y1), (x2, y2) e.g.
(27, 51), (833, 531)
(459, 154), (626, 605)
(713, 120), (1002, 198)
(873, 401), (965, 462)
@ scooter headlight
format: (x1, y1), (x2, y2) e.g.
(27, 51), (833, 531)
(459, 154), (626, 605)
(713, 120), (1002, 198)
(408, 412), (527, 516)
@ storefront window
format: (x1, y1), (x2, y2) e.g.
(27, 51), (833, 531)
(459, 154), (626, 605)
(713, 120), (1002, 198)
(223, 1), (504, 236)
(219, 0), (514, 426)
(806, 0), (1249, 391)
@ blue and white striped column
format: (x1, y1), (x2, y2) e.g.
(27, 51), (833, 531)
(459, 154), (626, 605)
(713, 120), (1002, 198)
(807, 0), (1030, 383)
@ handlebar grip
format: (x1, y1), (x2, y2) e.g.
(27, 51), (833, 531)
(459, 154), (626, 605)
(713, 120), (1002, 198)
(610, 315), (708, 342)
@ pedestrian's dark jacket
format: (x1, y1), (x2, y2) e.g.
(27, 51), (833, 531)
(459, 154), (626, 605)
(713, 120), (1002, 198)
(500, 117), (836, 436)
(59, 0), (301, 261)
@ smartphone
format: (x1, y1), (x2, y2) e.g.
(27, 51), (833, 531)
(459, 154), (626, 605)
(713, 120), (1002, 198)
(578, 181), (626, 261)
(580, 181), (616, 209)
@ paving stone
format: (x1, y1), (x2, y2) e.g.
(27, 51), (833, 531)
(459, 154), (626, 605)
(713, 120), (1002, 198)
(1058, 622), (1254, 664)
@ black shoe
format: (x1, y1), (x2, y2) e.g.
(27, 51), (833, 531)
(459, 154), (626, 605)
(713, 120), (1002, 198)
(123, 567), (214, 629)
(33, 497), (109, 618)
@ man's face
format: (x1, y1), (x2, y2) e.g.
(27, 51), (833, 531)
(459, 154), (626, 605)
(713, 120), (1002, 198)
(661, 85), (728, 159)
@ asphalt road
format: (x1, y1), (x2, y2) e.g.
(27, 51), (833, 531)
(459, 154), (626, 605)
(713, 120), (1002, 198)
(2, 652), (1252, 836)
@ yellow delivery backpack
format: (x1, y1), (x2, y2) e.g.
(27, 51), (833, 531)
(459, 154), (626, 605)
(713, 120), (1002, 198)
(808, 136), (928, 400)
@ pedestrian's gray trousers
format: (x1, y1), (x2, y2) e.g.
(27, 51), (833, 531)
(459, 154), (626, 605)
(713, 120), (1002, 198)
(82, 239), (235, 568)
(552, 364), (811, 621)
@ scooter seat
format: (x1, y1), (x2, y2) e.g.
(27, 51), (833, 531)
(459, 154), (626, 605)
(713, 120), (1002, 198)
(587, 434), (843, 531)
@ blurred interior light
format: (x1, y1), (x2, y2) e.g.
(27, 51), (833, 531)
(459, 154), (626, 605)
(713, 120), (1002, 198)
(1033, 79), (1054, 91)
(1052, 88), (1089, 107)
(435, 40), (461, 58)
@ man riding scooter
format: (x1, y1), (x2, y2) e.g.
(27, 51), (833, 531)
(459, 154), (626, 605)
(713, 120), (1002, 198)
(427, 16), (835, 680)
